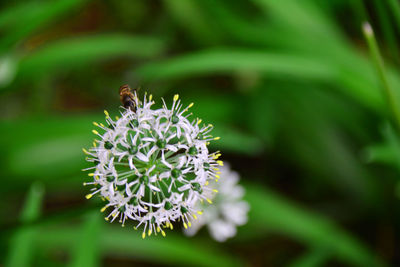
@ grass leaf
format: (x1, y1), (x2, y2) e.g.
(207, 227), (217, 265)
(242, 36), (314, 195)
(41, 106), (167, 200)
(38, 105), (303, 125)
(5, 182), (45, 267)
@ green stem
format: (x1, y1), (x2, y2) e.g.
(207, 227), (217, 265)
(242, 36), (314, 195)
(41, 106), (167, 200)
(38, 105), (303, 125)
(362, 22), (400, 131)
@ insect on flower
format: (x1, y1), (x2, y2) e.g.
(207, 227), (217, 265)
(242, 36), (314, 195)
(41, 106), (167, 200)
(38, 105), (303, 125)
(119, 84), (138, 112)
(83, 85), (223, 238)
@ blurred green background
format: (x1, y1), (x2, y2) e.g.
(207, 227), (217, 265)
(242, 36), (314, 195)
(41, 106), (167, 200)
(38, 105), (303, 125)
(1, 0), (400, 266)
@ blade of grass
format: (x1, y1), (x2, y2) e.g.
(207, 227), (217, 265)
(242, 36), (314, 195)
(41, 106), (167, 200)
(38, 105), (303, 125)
(245, 183), (383, 266)
(373, 0), (399, 64)
(69, 212), (102, 267)
(5, 182), (45, 267)
(16, 34), (165, 80)
(387, 0), (400, 30)
(363, 22), (400, 131)
(35, 226), (242, 267)
(289, 249), (329, 267)
(136, 49), (336, 82)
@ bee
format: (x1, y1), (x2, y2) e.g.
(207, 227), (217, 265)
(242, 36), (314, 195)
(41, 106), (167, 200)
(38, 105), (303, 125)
(119, 84), (138, 112)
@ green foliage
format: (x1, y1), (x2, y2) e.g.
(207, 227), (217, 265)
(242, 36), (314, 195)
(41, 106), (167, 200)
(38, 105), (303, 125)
(1, 0), (399, 265)
(5, 182), (44, 267)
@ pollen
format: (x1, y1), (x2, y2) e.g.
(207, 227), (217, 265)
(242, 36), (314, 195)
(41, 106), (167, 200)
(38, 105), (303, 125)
(104, 110), (109, 117)
(217, 160), (224, 166)
(85, 194), (93, 199)
(173, 94), (179, 101)
(92, 130), (99, 135)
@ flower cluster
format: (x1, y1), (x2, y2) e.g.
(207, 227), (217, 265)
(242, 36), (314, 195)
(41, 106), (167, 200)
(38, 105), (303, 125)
(184, 163), (249, 242)
(83, 93), (222, 238)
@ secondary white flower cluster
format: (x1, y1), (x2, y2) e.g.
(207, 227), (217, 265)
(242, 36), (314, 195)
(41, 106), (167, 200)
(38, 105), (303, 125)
(184, 164), (249, 242)
(83, 93), (222, 238)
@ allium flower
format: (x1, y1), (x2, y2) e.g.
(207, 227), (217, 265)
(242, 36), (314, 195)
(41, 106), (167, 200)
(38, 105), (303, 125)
(184, 164), (249, 242)
(83, 93), (222, 238)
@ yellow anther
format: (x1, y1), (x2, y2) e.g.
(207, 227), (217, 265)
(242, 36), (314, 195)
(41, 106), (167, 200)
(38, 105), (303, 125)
(115, 116), (119, 120)
(148, 229), (152, 236)
(93, 142), (96, 147)
(173, 94), (179, 101)
(149, 94), (153, 101)
(122, 224), (125, 227)
(170, 224), (173, 230)
(142, 232), (146, 239)
(206, 142), (210, 145)
(104, 110), (109, 117)
(206, 198), (213, 204)
(197, 119), (202, 125)
(100, 123), (105, 127)
(217, 160), (224, 166)
(215, 175), (220, 179)
(106, 197), (110, 201)
(93, 122), (99, 126)
(101, 206), (107, 212)
(213, 154), (221, 159)
(183, 223), (188, 229)
(157, 227), (161, 233)
(213, 168), (219, 171)
(188, 221), (192, 227)
(213, 189), (219, 193)
(105, 217), (109, 221)
(216, 179), (219, 182)
(92, 130), (99, 135)
(193, 214), (197, 220)
(188, 103), (194, 108)
(205, 181), (209, 186)
(217, 171), (221, 174)
(214, 137), (220, 140)
(85, 194), (93, 199)
(197, 211), (203, 215)
(82, 148), (89, 155)
(88, 173), (94, 177)
(112, 212), (118, 218)
(161, 230), (166, 237)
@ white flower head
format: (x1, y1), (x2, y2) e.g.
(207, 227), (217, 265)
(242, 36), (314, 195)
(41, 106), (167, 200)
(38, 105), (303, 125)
(83, 93), (222, 238)
(184, 163), (249, 242)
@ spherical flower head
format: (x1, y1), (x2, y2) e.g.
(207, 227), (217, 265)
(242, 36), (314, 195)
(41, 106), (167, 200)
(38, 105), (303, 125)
(83, 93), (222, 238)
(184, 163), (249, 242)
